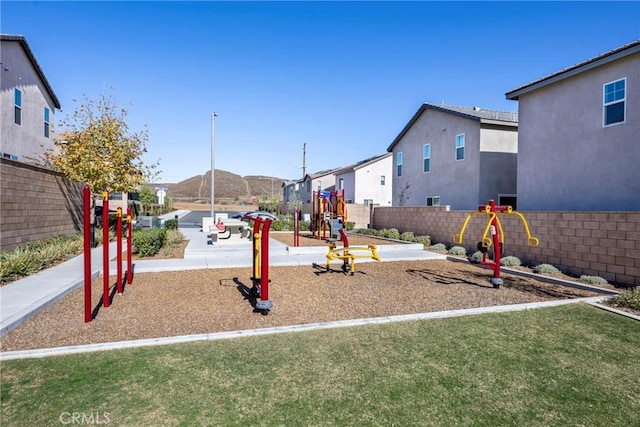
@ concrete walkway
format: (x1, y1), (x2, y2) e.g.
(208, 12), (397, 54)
(0, 210), (445, 338)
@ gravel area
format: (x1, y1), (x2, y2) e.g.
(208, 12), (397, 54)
(0, 258), (601, 352)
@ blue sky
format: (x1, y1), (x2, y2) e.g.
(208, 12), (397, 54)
(2, 1), (639, 183)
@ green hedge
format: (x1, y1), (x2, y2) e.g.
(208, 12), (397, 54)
(132, 228), (167, 257)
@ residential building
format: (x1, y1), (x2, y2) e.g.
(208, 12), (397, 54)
(387, 103), (518, 210)
(506, 40), (640, 211)
(298, 169), (338, 203)
(333, 153), (392, 206)
(1, 34), (61, 163)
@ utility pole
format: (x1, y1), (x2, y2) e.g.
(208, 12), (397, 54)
(301, 143), (306, 179)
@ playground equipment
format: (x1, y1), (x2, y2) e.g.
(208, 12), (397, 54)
(245, 215), (273, 315)
(83, 188), (134, 322)
(311, 190), (348, 240)
(324, 228), (381, 274)
(454, 199), (539, 288)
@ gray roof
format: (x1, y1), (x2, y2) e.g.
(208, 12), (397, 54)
(506, 39), (640, 100)
(387, 103), (518, 152)
(333, 153), (392, 175)
(1, 34), (61, 109)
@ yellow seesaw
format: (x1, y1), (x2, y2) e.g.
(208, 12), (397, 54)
(324, 229), (381, 274)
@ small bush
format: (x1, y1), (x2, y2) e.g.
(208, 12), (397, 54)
(164, 218), (178, 230)
(579, 275), (608, 285)
(413, 235), (431, 247)
(400, 231), (415, 242)
(165, 229), (184, 247)
(533, 263), (561, 274)
(448, 246), (467, 256)
(299, 220), (310, 232)
(469, 251), (484, 263)
(429, 243), (447, 252)
(500, 256), (522, 267)
(380, 228), (401, 240)
(345, 221), (355, 231)
(609, 288), (640, 311)
(132, 228), (166, 257)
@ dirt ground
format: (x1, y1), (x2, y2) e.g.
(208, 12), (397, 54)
(1, 252), (602, 352)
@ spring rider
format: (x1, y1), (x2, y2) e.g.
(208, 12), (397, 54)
(454, 200), (539, 288)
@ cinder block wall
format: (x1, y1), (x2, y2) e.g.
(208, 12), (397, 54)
(1, 158), (84, 251)
(373, 206), (640, 286)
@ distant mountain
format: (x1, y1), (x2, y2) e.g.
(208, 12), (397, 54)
(151, 170), (286, 202)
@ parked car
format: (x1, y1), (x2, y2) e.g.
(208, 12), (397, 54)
(236, 211), (279, 222)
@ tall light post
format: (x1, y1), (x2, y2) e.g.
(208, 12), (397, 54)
(210, 112), (217, 222)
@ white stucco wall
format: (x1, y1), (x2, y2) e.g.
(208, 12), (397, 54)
(354, 155), (392, 206)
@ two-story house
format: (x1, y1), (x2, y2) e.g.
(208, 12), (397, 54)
(1, 34), (61, 163)
(506, 40), (640, 211)
(387, 103), (519, 210)
(298, 169), (338, 204)
(333, 153), (392, 206)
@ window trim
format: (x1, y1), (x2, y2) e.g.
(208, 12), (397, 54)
(423, 143), (431, 173)
(380, 175), (385, 185)
(455, 134), (465, 161)
(44, 107), (50, 138)
(396, 151), (403, 177)
(603, 78), (626, 127)
(14, 88), (22, 126)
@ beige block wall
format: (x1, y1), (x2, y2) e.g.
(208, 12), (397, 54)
(1, 158), (84, 251)
(373, 206), (640, 286)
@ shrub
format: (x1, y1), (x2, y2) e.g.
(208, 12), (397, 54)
(429, 243), (447, 252)
(412, 235), (431, 247)
(448, 246), (467, 256)
(345, 221), (355, 231)
(164, 218), (178, 230)
(356, 228), (379, 236)
(469, 251), (484, 263)
(381, 228), (400, 240)
(609, 287), (640, 311)
(132, 228), (166, 257)
(579, 275), (608, 285)
(533, 263), (561, 274)
(400, 231), (415, 242)
(500, 256), (522, 267)
(0, 234), (83, 283)
(299, 220), (310, 232)
(164, 229), (184, 247)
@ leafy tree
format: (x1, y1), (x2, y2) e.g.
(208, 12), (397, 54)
(138, 185), (157, 214)
(45, 91), (160, 194)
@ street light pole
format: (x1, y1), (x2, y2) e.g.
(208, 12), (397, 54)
(211, 112), (217, 222)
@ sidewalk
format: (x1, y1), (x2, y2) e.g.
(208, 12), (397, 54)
(0, 211), (445, 337)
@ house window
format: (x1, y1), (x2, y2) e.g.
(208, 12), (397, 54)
(338, 178), (344, 190)
(603, 78), (625, 126)
(396, 152), (403, 177)
(423, 144), (431, 172)
(14, 89), (22, 125)
(44, 107), (50, 138)
(380, 175), (386, 185)
(364, 199), (373, 206)
(317, 180), (322, 191)
(426, 196), (440, 206)
(455, 134), (465, 160)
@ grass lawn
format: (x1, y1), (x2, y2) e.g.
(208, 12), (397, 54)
(1, 304), (639, 426)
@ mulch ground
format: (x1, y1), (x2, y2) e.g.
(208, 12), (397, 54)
(0, 254), (602, 352)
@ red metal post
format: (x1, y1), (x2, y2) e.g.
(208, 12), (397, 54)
(260, 218), (272, 301)
(83, 185), (92, 323)
(116, 207), (123, 294)
(294, 209), (300, 247)
(102, 190), (110, 308)
(127, 208), (133, 285)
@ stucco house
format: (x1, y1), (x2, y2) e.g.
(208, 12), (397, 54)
(387, 103), (519, 210)
(333, 153), (392, 206)
(298, 168), (338, 204)
(1, 34), (61, 163)
(506, 40), (640, 211)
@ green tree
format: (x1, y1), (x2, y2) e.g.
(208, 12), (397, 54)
(138, 185), (157, 214)
(45, 90), (160, 194)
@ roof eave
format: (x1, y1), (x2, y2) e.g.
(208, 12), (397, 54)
(506, 42), (640, 100)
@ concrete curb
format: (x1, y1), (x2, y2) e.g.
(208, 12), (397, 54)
(0, 296), (609, 360)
